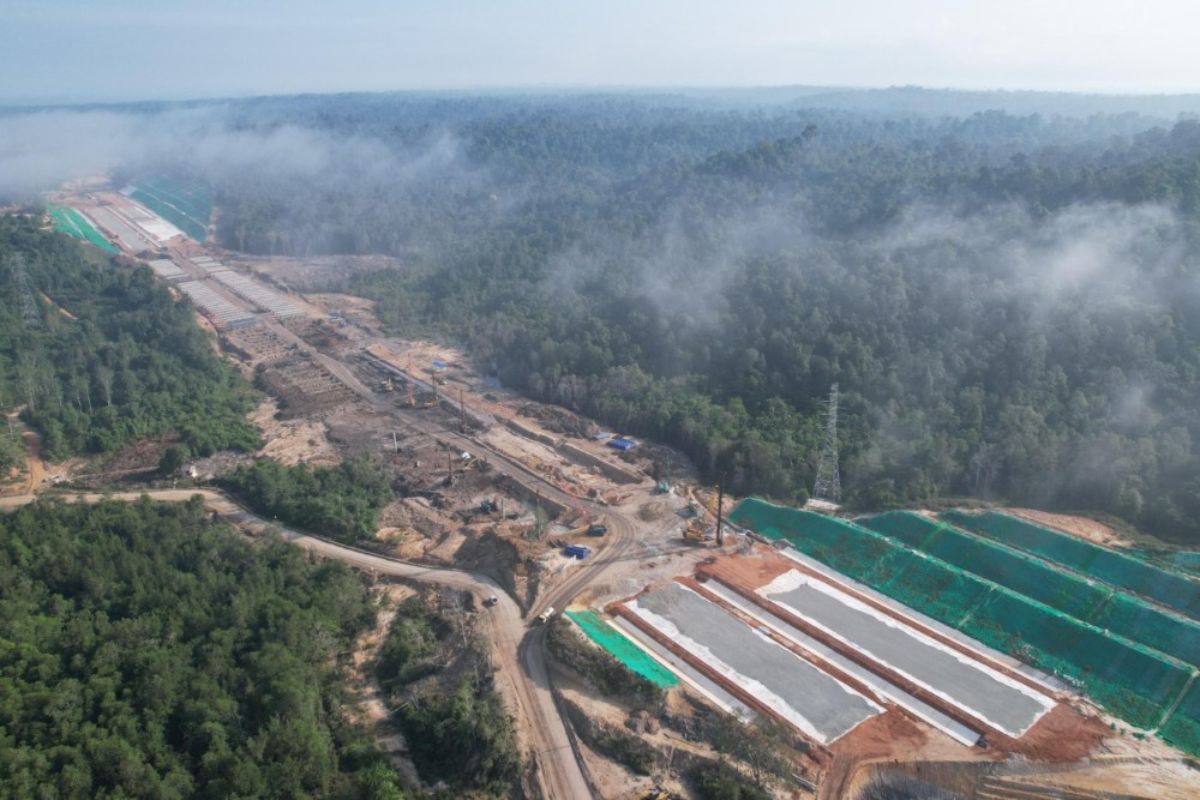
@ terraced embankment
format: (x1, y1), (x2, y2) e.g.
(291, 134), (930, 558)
(128, 178), (211, 241)
(729, 498), (1200, 755)
(48, 205), (117, 252)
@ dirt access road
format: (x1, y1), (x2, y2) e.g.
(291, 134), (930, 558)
(263, 315), (645, 617)
(0, 489), (594, 800)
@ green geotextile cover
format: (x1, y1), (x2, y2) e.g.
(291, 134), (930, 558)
(729, 498), (1196, 737)
(942, 510), (1200, 621)
(861, 511), (1200, 668)
(564, 610), (678, 688)
(129, 178), (211, 242)
(48, 205), (117, 253)
(1161, 679), (1200, 755)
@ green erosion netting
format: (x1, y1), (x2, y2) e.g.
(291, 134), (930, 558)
(942, 510), (1200, 621)
(1138, 550), (1200, 578)
(129, 178), (211, 241)
(48, 206), (117, 253)
(1161, 679), (1200, 755)
(730, 498), (1196, 736)
(1090, 594), (1200, 670)
(564, 610), (678, 688)
(861, 511), (1110, 620)
(861, 512), (1200, 667)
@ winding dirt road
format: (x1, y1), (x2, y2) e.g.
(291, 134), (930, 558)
(1, 320), (648, 798)
(0, 489), (596, 800)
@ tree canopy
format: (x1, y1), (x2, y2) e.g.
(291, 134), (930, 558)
(0, 217), (259, 461)
(219, 458), (394, 544)
(0, 497), (402, 799)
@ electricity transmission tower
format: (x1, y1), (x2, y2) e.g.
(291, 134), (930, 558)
(6, 253), (40, 329)
(812, 383), (841, 504)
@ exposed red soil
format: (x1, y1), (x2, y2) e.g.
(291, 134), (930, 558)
(1005, 703), (1108, 762)
(1006, 507), (1132, 549)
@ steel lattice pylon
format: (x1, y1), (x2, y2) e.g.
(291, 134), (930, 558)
(812, 382), (841, 503)
(6, 253), (40, 329)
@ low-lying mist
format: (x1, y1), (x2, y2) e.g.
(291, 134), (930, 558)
(6, 94), (1200, 537)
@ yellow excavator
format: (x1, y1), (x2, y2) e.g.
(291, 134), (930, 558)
(682, 485), (726, 545)
(682, 517), (712, 544)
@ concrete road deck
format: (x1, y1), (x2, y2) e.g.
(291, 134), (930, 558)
(766, 574), (1053, 736)
(633, 583), (880, 742)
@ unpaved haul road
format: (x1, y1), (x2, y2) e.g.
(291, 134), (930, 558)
(0, 489), (593, 800)
(38, 312), (648, 798)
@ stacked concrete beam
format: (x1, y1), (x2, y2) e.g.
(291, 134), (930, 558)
(208, 269), (304, 319)
(146, 259), (188, 281)
(176, 280), (257, 328)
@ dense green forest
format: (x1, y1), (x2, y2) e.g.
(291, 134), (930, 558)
(0, 498), (404, 799)
(219, 458), (394, 543)
(172, 93), (1200, 541)
(15, 89), (1200, 541)
(0, 217), (259, 461)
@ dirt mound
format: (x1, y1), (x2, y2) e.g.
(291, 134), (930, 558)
(1006, 703), (1108, 762)
(1006, 507), (1131, 548)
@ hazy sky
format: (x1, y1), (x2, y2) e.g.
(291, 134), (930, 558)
(3, 0), (1200, 103)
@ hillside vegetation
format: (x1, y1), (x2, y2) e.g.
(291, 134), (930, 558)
(0, 217), (259, 461)
(218, 458), (394, 544)
(75, 92), (1200, 541)
(0, 498), (403, 799)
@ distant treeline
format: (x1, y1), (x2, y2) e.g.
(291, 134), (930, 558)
(176, 94), (1200, 542)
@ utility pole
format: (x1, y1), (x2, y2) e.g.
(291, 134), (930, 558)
(392, 430), (398, 453)
(446, 443), (454, 485)
(812, 383), (842, 504)
(716, 481), (725, 546)
(459, 388), (466, 433)
(406, 359), (415, 407)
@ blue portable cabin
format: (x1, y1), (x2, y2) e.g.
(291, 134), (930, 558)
(563, 544), (592, 559)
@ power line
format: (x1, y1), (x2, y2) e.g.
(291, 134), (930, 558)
(812, 382), (841, 504)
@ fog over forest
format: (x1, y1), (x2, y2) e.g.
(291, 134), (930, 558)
(6, 87), (1200, 540)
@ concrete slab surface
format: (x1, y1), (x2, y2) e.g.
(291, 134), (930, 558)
(777, 547), (1067, 693)
(631, 583), (880, 742)
(610, 616), (754, 721)
(765, 572), (1053, 736)
(87, 206), (152, 251)
(702, 579), (980, 746)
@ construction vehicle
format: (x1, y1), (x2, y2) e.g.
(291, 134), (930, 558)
(565, 518), (608, 538)
(639, 788), (671, 800)
(682, 518), (713, 544)
(682, 486), (726, 545)
(380, 377), (395, 392)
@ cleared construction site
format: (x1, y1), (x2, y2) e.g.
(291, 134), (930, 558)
(550, 495), (1200, 797)
(48, 188), (1200, 798)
